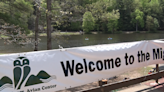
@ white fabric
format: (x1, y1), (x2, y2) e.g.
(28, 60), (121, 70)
(0, 40), (164, 92)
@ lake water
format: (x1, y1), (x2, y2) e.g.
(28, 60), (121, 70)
(0, 33), (164, 53)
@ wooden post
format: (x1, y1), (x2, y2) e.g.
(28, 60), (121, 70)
(156, 64), (159, 83)
(98, 80), (103, 86)
(98, 80), (104, 92)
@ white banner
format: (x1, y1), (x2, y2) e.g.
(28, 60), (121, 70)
(0, 40), (164, 92)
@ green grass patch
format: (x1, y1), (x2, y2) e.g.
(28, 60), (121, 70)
(0, 35), (9, 39)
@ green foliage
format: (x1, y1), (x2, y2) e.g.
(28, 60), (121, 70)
(146, 16), (154, 31)
(70, 22), (81, 31)
(0, 0), (34, 33)
(13, 0), (33, 13)
(0, 24), (32, 46)
(131, 9), (144, 27)
(107, 10), (120, 33)
(114, 0), (137, 31)
(85, 0), (114, 32)
(131, 9), (144, 31)
(27, 15), (35, 30)
(108, 19), (118, 33)
(1, 0), (164, 36)
(82, 11), (95, 34)
(154, 18), (159, 31)
(107, 20), (118, 33)
(146, 16), (159, 32)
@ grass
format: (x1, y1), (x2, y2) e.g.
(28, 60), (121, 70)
(138, 66), (153, 76)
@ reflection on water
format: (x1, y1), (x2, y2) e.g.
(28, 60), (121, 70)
(0, 33), (164, 53)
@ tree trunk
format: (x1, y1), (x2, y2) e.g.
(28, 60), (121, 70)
(46, 0), (52, 50)
(34, 8), (39, 51)
(136, 22), (138, 31)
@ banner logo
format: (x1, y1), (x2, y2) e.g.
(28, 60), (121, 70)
(0, 57), (56, 91)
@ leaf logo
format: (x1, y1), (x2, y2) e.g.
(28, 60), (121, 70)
(0, 57), (56, 91)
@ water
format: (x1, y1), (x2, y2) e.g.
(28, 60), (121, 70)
(0, 33), (164, 53)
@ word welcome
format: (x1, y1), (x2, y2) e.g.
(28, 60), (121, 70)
(61, 58), (121, 77)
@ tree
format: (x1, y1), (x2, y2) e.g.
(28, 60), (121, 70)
(131, 9), (144, 31)
(146, 15), (159, 32)
(0, 24), (32, 46)
(107, 10), (120, 33)
(87, 0), (112, 32)
(32, 0), (85, 50)
(34, 0), (41, 51)
(158, 0), (164, 29)
(0, 0), (34, 32)
(146, 16), (154, 31)
(51, 0), (84, 31)
(114, 0), (137, 31)
(0, 0), (34, 47)
(46, 0), (52, 50)
(82, 11), (95, 33)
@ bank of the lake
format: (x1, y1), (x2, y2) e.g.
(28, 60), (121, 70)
(32, 31), (164, 37)
(28, 31), (81, 37)
(0, 32), (164, 54)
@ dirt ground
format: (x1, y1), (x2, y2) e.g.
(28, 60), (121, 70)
(57, 64), (164, 92)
